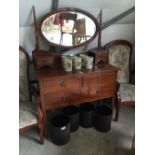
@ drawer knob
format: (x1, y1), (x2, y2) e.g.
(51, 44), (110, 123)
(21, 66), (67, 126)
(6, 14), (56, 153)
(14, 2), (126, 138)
(60, 80), (65, 87)
(61, 96), (69, 101)
(96, 89), (101, 94)
(96, 76), (100, 82)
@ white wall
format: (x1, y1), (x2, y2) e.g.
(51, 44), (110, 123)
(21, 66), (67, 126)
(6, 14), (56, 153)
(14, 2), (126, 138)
(19, 0), (53, 26)
(19, 0), (135, 26)
(19, 27), (49, 56)
(59, 0), (135, 24)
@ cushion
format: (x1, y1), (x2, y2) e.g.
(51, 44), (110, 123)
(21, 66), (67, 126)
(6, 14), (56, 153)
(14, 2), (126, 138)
(108, 45), (130, 83)
(19, 101), (37, 129)
(119, 84), (135, 102)
(19, 50), (30, 102)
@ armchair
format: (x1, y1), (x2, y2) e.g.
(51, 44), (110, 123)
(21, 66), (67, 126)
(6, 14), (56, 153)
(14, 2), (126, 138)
(19, 46), (44, 144)
(103, 40), (135, 121)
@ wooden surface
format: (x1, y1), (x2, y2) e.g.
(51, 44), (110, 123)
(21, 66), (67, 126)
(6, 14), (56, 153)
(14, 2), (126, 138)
(35, 64), (118, 135)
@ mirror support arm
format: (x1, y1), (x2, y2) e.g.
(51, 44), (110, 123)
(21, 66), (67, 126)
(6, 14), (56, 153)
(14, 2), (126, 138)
(32, 6), (40, 53)
(52, 0), (59, 11)
(98, 10), (102, 50)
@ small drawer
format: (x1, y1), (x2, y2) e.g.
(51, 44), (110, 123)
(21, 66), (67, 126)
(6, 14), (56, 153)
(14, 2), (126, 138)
(45, 92), (72, 106)
(90, 86), (113, 97)
(38, 56), (53, 66)
(84, 72), (115, 87)
(43, 76), (81, 94)
(44, 90), (80, 109)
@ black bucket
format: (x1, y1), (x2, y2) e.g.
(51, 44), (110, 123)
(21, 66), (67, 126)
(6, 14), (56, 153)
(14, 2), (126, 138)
(79, 103), (95, 128)
(94, 106), (112, 132)
(63, 106), (79, 132)
(50, 115), (70, 145)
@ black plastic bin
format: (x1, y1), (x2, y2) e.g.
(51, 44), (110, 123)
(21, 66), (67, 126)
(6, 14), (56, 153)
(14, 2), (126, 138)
(50, 115), (70, 145)
(79, 103), (95, 128)
(94, 105), (112, 132)
(63, 106), (79, 132)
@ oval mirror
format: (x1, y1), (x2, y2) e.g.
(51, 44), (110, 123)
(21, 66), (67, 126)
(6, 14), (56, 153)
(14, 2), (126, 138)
(40, 8), (99, 48)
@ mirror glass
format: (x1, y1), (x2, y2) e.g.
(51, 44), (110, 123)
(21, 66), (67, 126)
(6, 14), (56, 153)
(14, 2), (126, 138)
(41, 8), (99, 48)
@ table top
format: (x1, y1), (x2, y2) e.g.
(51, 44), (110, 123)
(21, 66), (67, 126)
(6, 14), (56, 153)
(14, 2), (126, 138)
(36, 64), (118, 81)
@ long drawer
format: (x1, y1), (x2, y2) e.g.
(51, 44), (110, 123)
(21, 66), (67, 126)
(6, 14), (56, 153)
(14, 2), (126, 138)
(43, 76), (81, 94)
(84, 71), (115, 87)
(89, 86), (113, 97)
(44, 90), (80, 109)
(45, 91), (71, 105)
(44, 85), (113, 107)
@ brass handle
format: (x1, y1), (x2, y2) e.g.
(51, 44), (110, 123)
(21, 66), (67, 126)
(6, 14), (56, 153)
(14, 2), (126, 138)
(62, 96), (69, 101)
(81, 76), (84, 87)
(60, 80), (65, 87)
(96, 76), (100, 82)
(96, 89), (101, 94)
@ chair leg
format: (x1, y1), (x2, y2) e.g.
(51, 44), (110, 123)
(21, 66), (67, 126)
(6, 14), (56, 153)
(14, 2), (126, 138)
(114, 99), (120, 121)
(39, 124), (44, 144)
(40, 129), (44, 144)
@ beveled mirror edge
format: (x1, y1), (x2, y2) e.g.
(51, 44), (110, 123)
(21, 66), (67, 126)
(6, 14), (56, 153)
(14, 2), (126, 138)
(39, 7), (100, 49)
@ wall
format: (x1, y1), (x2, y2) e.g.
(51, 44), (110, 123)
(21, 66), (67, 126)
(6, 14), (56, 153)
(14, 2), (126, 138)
(19, 0), (135, 26)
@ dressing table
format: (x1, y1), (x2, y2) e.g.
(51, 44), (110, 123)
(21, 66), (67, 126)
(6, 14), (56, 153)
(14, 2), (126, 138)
(36, 62), (118, 134)
(32, 7), (118, 134)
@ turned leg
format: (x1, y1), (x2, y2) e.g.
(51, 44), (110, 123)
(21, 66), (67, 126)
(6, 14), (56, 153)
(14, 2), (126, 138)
(39, 124), (44, 144)
(42, 111), (47, 137)
(44, 126), (47, 137)
(113, 83), (121, 121)
(37, 102), (44, 144)
(114, 98), (121, 121)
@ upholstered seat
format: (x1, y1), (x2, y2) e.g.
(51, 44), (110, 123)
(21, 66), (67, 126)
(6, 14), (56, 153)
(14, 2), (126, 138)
(19, 101), (37, 129)
(19, 46), (44, 144)
(108, 44), (130, 84)
(103, 40), (135, 121)
(119, 84), (135, 102)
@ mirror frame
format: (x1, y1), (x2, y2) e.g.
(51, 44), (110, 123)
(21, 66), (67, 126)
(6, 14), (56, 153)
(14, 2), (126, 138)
(40, 7), (100, 49)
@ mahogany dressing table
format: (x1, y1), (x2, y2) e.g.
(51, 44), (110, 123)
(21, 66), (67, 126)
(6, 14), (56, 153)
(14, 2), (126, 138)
(35, 63), (118, 134)
(32, 7), (118, 134)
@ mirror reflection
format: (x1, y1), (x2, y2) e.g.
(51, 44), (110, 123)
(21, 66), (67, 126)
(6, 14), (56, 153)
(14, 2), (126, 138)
(41, 10), (97, 47)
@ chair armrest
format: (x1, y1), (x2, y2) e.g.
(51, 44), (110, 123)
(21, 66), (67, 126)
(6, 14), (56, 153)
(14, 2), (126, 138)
(36, 97), (42, 123)
(30, 80), (40, 97)
(30, 80), (39, 84)
(30, 81), (41, 112)
(130, 69), (135, 84)
(30, 85), (40, 97)
(116, 82), (121, 102)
